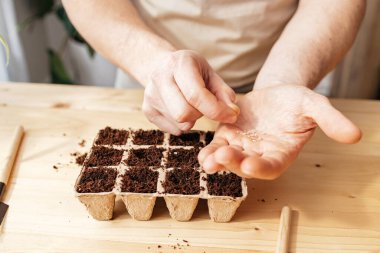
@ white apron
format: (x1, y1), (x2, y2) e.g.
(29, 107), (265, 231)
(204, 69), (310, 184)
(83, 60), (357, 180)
(115, 0), (298, 91)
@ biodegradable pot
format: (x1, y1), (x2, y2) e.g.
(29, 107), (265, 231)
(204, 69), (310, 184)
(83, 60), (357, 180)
(164, 196), (199, 221)
(77, 193), (115, 221)
(74, 128), (248, 222)
(121, 194), (156, 221)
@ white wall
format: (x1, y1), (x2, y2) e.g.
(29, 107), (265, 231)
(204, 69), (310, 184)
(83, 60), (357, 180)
(0, 4), (9, 81)
(0, 0), (30, 82)
(43, 14), (117, 86)
(0, 0), (117, 86)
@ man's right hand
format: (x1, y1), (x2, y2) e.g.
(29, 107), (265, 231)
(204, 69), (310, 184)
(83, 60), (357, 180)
(62, 2), (238, 134)
(142, 50), (240, 135)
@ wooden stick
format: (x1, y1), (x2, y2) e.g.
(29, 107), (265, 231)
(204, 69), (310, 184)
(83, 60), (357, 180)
(0, 125), (24, 199)
(276, 206), (292, 253)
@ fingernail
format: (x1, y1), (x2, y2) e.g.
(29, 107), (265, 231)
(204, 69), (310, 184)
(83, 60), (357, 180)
(228, 103), (240, 115)
(204, 167), (217, 174)
(224, 107), (239, 123)
(198, 153), (205, 164)
(241, 166), (252, 175)
(203, 159), (215, 173)
(214, 150), (229, 164)
(228, 91), (237, 104)
(178, 122), (193, 131)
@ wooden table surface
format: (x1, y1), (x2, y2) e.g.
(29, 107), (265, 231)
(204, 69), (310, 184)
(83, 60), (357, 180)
(0, 83), (379, 252)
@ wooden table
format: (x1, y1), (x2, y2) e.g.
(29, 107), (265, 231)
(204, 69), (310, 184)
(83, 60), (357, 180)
(0, 83), (379, 252)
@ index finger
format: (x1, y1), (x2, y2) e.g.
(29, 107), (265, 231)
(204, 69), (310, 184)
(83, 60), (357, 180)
(174, 60), (238, 123)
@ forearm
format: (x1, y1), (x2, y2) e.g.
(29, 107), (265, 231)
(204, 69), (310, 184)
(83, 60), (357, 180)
(254, 0), (366, 90)
(62, 0), (175, 86)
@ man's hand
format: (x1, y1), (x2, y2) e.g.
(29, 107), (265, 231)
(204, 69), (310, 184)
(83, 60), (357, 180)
(143, 50), (239, 135)
(198, 85), (361, 179)
(62, 2), (239, 135)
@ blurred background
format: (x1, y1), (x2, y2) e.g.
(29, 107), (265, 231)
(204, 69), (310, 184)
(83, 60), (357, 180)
(0, 0), (379, 98)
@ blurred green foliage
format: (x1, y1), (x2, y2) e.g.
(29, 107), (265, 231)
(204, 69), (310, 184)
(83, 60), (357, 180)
(48, 49), (73, 84)
(0, 35), (10, 66)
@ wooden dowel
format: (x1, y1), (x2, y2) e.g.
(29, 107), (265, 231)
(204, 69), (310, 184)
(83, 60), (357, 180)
(276, 206), (292, 253)
(0, 125), (24, 198)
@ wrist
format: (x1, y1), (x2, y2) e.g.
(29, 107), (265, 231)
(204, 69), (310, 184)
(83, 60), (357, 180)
(119, 32), (176, 86)
(254, 62), (321, 90)
(254, 73), (316, 90)
(139, 48), (175, 86)
(254, 80), (290, 90)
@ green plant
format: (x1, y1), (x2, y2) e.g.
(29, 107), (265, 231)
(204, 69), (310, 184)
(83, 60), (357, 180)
(21, 0), (95, 84)
(0, 35), (10, 66)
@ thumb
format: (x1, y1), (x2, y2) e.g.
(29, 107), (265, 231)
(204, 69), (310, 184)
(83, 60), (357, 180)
(306, 93), (362, 144)
(207, 72), (240, 115)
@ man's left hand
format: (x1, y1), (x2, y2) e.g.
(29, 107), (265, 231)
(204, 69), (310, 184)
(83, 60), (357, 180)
(198, 85), (362, 179)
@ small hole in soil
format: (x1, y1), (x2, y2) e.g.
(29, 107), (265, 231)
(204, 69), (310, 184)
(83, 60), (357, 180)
(205, 131), (215, 145)
(125, 147), (164, 167)
(169, 132), (200, 146)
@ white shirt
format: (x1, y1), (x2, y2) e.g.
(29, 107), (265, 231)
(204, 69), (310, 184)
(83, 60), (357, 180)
(132, 0), (298, 88)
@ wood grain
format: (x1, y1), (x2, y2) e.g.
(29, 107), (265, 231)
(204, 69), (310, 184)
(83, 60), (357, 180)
(276, 206), (292, 253)
(0, 83), (379, 252)
(0, 125), (24, 184)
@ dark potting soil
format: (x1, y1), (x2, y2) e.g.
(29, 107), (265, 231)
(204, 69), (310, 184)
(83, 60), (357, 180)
(132, 129), (164, 145)
(125, 147), (164, 167)
(120, 167), (159, 193)
(163, 168), (200, 195)
(85, 146), (123, 167)
(95, 126), (129, 145)
(166, 148), (200, 168)
(169, 132), (200, 146)
(76, 153), (87, 166)
(78, 139), (86, 147)
(76, 167), (117, 193)
(205, 131), (215, 145)
(207, 172), (243, 197)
